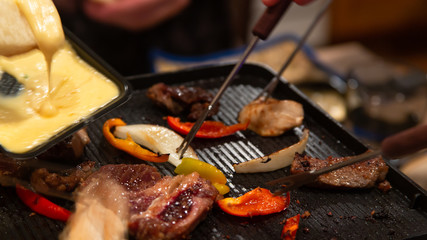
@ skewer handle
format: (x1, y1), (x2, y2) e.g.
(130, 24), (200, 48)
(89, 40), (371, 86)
(252, 0), (293, 40)
(381, 124), (427, 159)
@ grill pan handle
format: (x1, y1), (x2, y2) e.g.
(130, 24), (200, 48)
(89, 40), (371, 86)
(381, 124), (427, 159)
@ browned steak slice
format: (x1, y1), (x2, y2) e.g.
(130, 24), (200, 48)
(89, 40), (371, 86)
(146, 82), (219, 121)
(75, 164), (218, 240)
(83, 164), (162, 192)
(291, 152), (389, 189)
(129, 172), (219, 240)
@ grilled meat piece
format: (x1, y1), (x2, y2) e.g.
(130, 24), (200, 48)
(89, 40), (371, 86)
(67, 164), (218, 240)
(291, 153), (389, 189)
(30, 161), (96, 193)
(146, 82), (219, 121)
(129, 172), (218, 240)
(0, 153), (20, 177)
(83, 164), (162, 193)
(61, 177), (130, 240)
(238, 97), (303, 136)
(37, 128), (90, 163)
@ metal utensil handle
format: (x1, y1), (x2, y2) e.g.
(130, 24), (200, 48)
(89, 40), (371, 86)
(252, 0), (293, 40)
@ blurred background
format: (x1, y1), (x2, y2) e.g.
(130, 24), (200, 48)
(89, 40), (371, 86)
(57, 0), (427, 190)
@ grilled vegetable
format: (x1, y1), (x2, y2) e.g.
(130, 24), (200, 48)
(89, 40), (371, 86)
(103, 118), (169, 163)
(217, 187), (290, 217)
(112, 120), (199, 166)
(233, 128), (309, 173)
(167, 116), (249, 138)
(281, 214), (300, 240)
(16, 184), (71, 222)
(175, 157), (229, 195)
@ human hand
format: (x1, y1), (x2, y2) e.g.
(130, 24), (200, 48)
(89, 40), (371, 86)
(82, 0), (190, 31)
(262, 0), (314, 7)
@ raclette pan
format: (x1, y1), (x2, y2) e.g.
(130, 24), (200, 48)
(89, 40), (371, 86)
(0, 28), (131, 159)
(1, 63), (427, 239)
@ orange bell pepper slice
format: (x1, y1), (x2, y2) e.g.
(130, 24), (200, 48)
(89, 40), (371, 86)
(167, 116), (249, 138)
(217, 187), (290, 217)
(281, 214), (300, 240)
(103, 118), (169, 163)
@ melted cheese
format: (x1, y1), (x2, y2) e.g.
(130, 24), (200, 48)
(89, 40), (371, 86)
(0, 43), (119, 153)
(15, 0), (65, 116)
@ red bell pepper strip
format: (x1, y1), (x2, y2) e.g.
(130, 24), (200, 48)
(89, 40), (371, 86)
(167, 116), (249, 139)
(281, 214), (300, 240)
(217, 187), (290, 217)
(103, 118), (169, 163)
(15, 184), (71, 222)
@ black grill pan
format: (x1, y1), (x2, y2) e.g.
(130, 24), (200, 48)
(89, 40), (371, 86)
(1, 63), (427, 239)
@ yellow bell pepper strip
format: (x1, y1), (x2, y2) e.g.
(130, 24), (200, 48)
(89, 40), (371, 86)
(174, 157), (230, 195)
(103, 118), (169, 163)
(281, 214), (300, 240)
(217, 187), (290, 217)
(167, 116), (249, 138)
(16, 184), (71, 222)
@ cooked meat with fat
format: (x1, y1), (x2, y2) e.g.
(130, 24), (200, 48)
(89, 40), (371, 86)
(82, 164), (162, 193)
(37, 128), (91, 163)
(129, 172), (218, 240)
(60, 177), (130, 240)
(291, 152), (389, 189)
(63, 164), (219, 240)
(146, 82), (219, 121)
(238, 97), (303, 136)
(30, 161), (96, 193)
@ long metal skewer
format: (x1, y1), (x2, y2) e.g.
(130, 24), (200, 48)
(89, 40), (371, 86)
(256, 0), (332, 100)
(176, 0), (294, 159)
(176, 37), (259, 158)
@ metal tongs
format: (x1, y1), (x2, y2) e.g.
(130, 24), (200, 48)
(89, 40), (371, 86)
(267, 150), (381, 195)
(256, 0), (331, 101)
(177, 1), (332, 158)
(267, 123), (427, 195)
(176, 0), (295, 158)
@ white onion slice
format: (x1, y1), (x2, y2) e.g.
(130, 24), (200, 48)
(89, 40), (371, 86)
(114, 124), (199, 166)
(233, 128), (309, 173)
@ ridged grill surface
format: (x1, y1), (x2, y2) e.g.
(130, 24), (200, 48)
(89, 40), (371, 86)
(1, 64), (426, 239)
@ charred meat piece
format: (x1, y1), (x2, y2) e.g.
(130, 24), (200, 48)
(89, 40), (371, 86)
(82, 164), (162, 193)
(60, 176), (130, 240)
(146, 82), (219, 121)
(129, 172), (218, 240)
(37, 128), (91, 163)
(30, 161), (96, 193)
(0, 153), (20, 177)
(291, 153), (389, 189)
(68, 164), (218, 240)
(238, 97), (304, 137)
